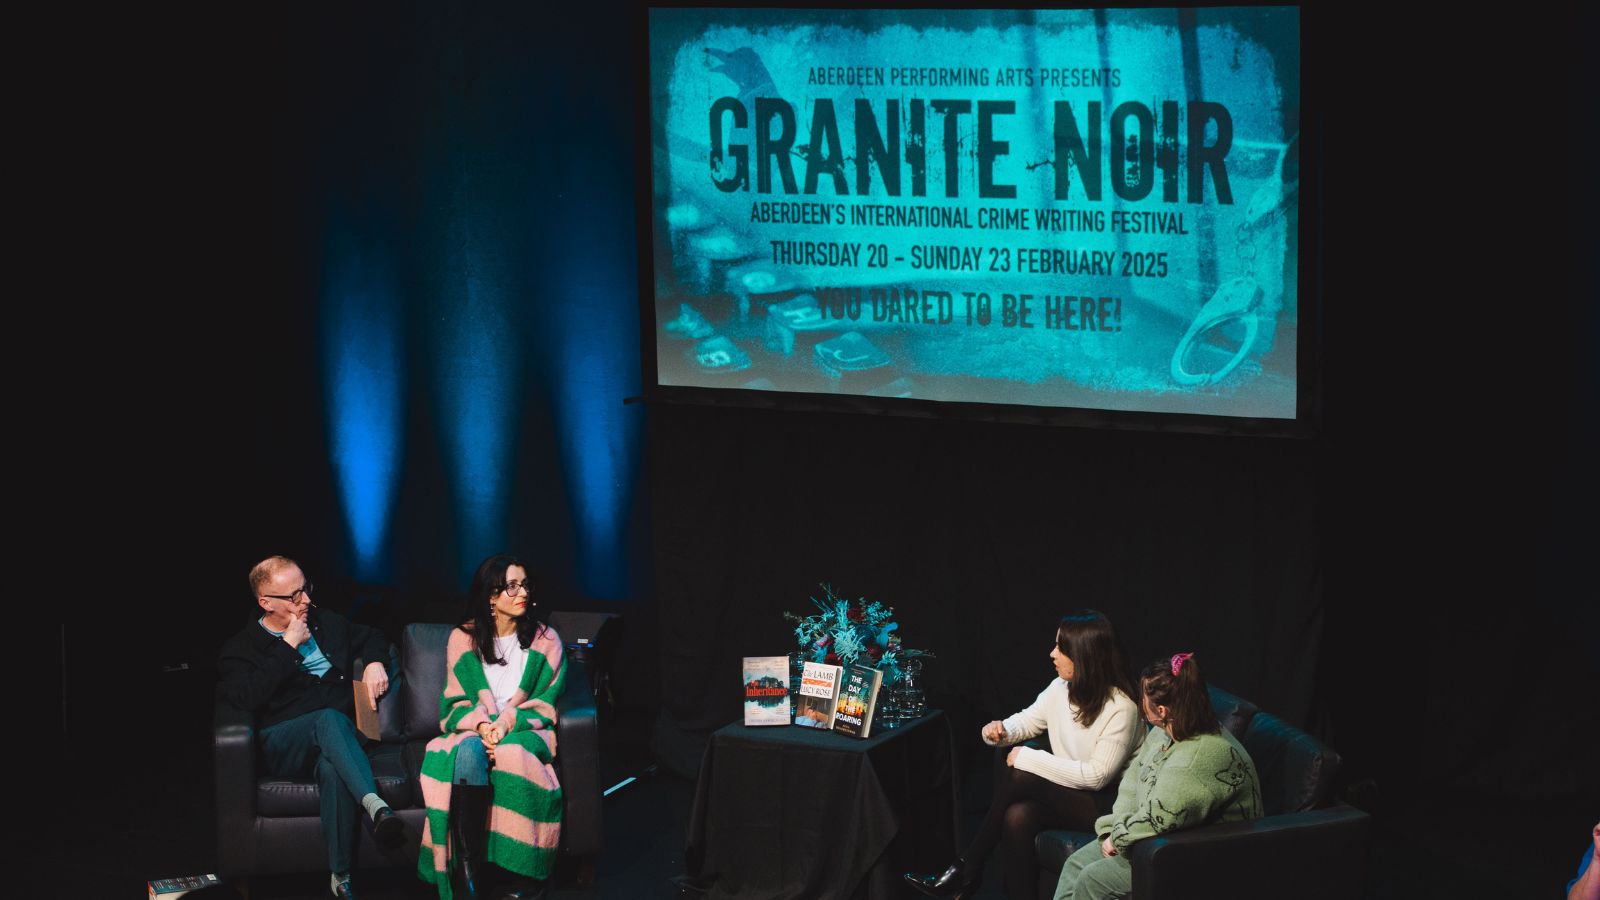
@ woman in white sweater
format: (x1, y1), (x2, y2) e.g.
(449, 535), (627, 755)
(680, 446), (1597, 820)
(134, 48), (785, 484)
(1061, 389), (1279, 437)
(906, 611), (1143, 900)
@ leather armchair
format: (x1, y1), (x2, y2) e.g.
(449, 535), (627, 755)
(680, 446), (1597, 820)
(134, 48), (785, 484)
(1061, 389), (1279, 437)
(1122, 804), (1370, 899)
(215, 621), (600, 882)
(1032, 687), (1369, 899)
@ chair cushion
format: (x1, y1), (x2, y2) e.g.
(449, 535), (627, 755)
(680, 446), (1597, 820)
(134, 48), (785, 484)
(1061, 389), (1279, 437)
(1207, 686), (1259, 741)
(256, 743), (414, 817)
(403, 623), (455, 741)
(1240, 710), (1341, 815)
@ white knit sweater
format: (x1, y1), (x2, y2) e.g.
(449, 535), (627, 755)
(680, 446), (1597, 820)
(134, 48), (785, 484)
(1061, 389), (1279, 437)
(984, 680), (1144, 790)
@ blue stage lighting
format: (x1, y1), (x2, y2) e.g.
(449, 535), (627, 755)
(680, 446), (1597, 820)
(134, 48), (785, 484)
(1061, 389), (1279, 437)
(550, 253), (639, 601)
(438, 262), (515, 571)
(322, 250), (403, 581)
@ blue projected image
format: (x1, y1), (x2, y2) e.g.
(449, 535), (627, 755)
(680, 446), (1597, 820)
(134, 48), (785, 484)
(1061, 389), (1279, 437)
(649, 7), (1300, 419)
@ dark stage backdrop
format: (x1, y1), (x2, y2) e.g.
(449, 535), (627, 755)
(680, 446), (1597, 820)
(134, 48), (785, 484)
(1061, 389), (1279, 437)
(88, 1), (665, 826)
(638, 4), (1600, 855)
(87, 3), (1595, 895)
(647, 404), (1323, 770)
(170, 3), (659, 716)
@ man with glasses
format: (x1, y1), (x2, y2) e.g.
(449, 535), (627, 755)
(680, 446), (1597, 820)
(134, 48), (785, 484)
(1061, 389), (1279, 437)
(219, 555), (405, 900)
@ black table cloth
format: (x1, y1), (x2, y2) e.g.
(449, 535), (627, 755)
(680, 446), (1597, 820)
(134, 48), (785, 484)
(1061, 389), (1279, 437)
(686, 710), (959, 900)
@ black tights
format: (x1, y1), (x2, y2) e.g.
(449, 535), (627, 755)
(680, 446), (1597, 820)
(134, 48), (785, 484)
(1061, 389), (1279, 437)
(961, 756), (1105, 900)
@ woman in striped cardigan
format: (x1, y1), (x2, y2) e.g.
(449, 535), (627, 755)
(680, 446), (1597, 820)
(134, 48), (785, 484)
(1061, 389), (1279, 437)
(416, 555), (565, 900)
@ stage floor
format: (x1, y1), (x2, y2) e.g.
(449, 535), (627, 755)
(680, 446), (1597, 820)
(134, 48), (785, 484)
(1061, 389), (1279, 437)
(59, 681), (1581, 900)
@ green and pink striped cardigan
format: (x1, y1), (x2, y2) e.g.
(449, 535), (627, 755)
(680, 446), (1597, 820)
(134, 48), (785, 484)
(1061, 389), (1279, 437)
(416, 626), (565, 899)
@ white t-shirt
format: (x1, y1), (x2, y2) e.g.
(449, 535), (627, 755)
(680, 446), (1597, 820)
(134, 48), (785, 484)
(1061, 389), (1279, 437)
(985, 680), (1145, 790)
(483, 634), (528, 713)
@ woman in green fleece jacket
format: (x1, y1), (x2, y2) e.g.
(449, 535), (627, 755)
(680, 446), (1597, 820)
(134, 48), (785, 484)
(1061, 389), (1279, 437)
(1053, 653), (1263, 900)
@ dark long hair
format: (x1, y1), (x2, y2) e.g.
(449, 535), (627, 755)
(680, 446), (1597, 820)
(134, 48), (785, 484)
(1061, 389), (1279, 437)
(1057, 610), (1135, 727)
(1139, 653), (1220, 742)
(460, 554), (548, 666)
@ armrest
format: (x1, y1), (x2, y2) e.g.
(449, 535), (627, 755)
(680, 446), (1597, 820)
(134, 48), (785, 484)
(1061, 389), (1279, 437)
(1129, 805), (1370, 900)
(556, 655), (600, 856)
(214, 697), (260, 875)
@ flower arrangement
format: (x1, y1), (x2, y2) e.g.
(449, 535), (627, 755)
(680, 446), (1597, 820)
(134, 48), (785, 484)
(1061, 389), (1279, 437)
(783, 583), (932, 685)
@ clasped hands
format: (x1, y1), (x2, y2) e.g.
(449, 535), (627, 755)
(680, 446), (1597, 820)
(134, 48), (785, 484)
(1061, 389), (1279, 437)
(475, 715), (515, 762)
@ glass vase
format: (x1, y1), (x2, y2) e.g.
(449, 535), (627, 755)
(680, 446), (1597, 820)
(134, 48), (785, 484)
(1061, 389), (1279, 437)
(899, 659), (926, 721)
(788, 651), (805, 718)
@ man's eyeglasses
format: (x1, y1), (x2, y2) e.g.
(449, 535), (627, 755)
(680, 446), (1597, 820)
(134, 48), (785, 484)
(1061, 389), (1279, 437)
(262, 581), (314, 602)
(497, 580), (529, 596)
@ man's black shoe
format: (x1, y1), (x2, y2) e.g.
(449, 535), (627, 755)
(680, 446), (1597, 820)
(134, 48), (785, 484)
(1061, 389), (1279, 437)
(367, 805), (406, 850)
(903, 860), (973, 898)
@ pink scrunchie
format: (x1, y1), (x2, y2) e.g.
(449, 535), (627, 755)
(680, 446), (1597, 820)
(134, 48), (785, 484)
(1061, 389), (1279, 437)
(1170, 652), (1194, 676)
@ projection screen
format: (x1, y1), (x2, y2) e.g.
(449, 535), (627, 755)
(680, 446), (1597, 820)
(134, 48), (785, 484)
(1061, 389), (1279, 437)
(647, 7), (1302, 421)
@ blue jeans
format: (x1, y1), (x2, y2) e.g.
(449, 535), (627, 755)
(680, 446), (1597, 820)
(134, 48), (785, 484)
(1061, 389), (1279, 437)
(260, 708), (379, 873)
(453, 734), (491, 785)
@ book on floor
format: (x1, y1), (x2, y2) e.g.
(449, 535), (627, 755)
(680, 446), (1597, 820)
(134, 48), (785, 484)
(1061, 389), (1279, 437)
(832, 664), (884, 738)
(793, 661), (843, 728)
(743, 656), (791, 726)
(148, 874), (221, 899)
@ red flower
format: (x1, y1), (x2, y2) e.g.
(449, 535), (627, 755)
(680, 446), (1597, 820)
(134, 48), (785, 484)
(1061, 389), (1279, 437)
(867, 645), (884, 661)
(847, 606), (866, 623)
(825, 652), (842, 666)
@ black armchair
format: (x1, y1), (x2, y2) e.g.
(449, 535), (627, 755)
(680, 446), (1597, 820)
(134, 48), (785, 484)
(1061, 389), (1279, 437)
(215, 622), (600, 883)
(1120, 804), (1370, 899)
(1032, 687), (1369, 899)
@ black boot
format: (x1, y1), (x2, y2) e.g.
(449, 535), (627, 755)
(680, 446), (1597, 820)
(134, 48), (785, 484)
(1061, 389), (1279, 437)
(451, 785), (492, 900)
(903, 859), (976, 899)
